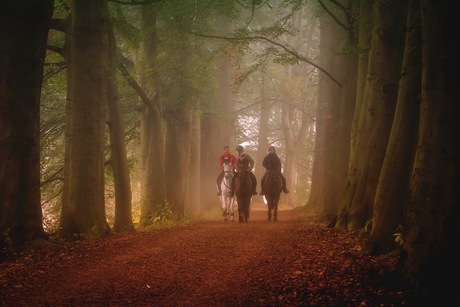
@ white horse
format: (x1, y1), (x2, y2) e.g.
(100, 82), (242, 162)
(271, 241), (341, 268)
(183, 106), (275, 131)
(220, 163), (235, 221)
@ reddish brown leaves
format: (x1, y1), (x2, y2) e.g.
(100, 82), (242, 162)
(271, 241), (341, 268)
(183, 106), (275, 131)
(0, 205), (421, 306)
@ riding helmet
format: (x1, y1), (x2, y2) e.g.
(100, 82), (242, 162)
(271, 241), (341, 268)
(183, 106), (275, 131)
(236, 145), (244, 151)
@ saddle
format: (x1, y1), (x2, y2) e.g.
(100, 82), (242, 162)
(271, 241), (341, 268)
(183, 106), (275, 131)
(264, 171), (282, 188)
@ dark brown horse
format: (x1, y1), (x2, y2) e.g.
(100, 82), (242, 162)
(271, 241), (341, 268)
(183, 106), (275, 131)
(263, 171), (283, 222)
(234, 167), (253, 223)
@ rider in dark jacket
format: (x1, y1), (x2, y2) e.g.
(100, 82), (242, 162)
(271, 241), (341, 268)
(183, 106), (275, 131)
(260, 145), (289, 195)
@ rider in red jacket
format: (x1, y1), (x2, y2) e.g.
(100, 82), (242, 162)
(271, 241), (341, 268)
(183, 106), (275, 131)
(216, 145), (237, 196)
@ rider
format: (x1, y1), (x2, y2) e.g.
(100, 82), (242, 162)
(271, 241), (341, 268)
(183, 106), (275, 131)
(228, 145), (258, 197)
(216, 145), (237, 196)
(259, 145), (289, 195)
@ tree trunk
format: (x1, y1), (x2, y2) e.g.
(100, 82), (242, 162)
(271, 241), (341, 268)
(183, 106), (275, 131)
(163, 11), (194, 219)
(337, 0), (407, 231)
(0, 0), (53, 251)
(107, 25), (134, 233)
(255, 75), (270, 190)
(60, 0), (111, 238)
(186, 113), (201, 218)
(138, 5), (166, 227)
(401, 0), (460, 303)
(314, 7), (348, 223)
(201, 16), (236, 211)
(282, 8), (317, 207)
(364, 0), (421, 254)
(165, 113), (192, 218)
(350, 0), (372, 158)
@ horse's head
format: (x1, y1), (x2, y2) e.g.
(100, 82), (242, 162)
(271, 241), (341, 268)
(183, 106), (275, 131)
(223, 163), (233, 179)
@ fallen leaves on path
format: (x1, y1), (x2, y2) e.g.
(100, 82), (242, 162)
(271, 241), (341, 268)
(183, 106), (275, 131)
(0, 205), (422, 306)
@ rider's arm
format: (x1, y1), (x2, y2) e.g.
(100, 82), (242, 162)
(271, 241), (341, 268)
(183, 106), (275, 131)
(247, 155), (255, 171)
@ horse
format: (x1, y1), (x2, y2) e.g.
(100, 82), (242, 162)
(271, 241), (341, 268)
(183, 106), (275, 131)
(234, 163), (253, 223)
(263, 171), (283, 222)
(219, 163), (235, 221)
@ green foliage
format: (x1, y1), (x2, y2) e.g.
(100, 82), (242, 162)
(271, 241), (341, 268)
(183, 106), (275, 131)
(40, 61), (67, 234)
(339, 44), (370, 56)
(152, 200), (173, 223)
(140, 200), (199, 230)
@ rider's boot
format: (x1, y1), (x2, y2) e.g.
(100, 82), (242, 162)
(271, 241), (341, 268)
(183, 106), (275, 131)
(283, 187), (290, 194)
(259, 183), (265, 195)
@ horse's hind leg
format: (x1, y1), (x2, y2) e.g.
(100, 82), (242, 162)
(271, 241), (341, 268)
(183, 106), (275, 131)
(273, 205), (278, 222)
(268, 205), (272, 222)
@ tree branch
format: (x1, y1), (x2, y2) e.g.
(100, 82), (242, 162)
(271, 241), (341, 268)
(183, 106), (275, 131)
(187, 30), (342, 88)
(117, 62), (158, 111)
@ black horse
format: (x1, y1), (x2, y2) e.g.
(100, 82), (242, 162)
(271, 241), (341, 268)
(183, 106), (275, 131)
(234, 165), (253, 223)
(263, 171), (283, 222)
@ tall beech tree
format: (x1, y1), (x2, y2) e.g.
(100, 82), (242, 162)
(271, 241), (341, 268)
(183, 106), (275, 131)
(59, 0), (111, 238)
(336, 0), (407, 231)
(137, 4), (167, 227)
(107, 25), (135, 233)
(0, 0), (53, 250)
(311, 3), (349, 222)
(401, 0), (459, 302)
(364, 0), (421, 254)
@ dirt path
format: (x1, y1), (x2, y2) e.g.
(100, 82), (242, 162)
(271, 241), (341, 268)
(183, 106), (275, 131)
(0, 204), (421, 306)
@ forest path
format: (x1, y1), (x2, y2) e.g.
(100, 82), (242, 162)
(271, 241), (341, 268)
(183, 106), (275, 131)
(1, 203), (420, 306)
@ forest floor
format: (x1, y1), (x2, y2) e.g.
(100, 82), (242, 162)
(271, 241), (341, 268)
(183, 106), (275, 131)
(0, 202), (429, 306)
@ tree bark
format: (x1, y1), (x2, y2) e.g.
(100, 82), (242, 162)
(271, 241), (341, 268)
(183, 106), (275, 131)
(200, 15), (237, 211)
(255, 75), (270, 189)
(401, 0), (460, 302)
(0, 0), (53, 251)
(364, 0), (421, 254)
(107, 25), (134, 233)
(313, 5), (349, 223)
(337, 0), (407, 231)
(138, 4), (166, 227)
(60, 0), (111, 238)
